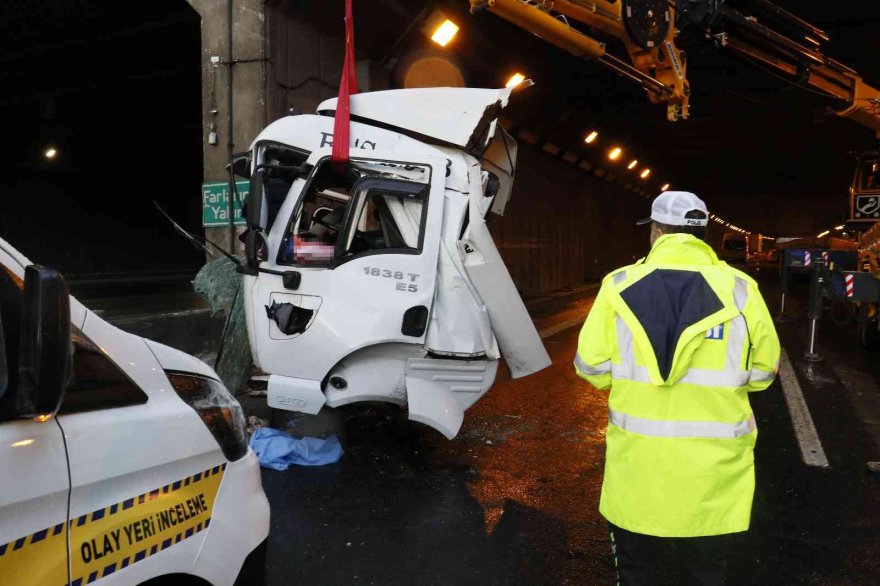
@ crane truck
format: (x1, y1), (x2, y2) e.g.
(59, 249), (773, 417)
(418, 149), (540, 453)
(469, 0), (880, 344)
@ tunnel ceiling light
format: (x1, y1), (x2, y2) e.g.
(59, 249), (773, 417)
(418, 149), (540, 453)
(661, 183), (670, 191)
(627, 160), (638, 170)
(505, 73), (526, 88)
(834, 224), (844, 230)
(44, 147), (57, 160)
(584, 131), (598, 144)
(430, 19), (459, 47)
(608, 147), (622, 161)
(817, 230), (830, 238)
(640, 168), (651, 179)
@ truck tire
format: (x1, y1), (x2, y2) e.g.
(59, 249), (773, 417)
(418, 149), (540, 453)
(858, 303), (880, 351)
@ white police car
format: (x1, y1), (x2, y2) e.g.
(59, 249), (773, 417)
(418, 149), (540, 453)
(0, 237), (269, 585)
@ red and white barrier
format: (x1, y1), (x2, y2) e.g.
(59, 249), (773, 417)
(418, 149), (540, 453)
(846, 273), (855, 298)
(804, 251), (812, 267)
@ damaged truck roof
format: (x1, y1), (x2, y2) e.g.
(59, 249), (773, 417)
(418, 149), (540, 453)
(317, 87), (514, 156)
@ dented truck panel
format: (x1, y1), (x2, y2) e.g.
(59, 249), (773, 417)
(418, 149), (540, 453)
(243, 88), (549, 439)
(316, 87), (514, 156)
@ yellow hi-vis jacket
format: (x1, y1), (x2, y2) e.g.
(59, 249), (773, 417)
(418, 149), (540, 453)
(575, 234), (780, 537)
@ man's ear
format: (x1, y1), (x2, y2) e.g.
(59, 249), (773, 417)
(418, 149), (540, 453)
(650, 222), (664, 244)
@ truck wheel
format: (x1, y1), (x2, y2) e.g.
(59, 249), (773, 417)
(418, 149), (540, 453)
(858, 303), (880, 350)
(138, 575), (212, 586)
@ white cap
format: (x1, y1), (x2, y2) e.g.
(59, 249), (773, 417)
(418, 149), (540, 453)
(636, 191), (709, 227)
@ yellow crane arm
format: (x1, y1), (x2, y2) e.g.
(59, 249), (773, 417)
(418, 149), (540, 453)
(470, 0), (691, 122)
(470, 0), (880, 136)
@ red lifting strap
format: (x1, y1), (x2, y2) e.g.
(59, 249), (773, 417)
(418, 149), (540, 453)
(331, 0), (358, 163)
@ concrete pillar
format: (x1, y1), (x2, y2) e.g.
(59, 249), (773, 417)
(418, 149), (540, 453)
(186, 0), (267, 255)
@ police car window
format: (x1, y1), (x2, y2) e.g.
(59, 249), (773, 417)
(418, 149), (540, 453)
(0, 267), (147, 420)
(0, 266), (22, 420)
(59, 328), (148, 414)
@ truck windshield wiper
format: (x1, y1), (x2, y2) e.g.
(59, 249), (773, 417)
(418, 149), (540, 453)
(153, 201), (243, 268)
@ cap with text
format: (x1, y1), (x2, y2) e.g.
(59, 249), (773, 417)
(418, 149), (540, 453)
(636, 191), (709, 227)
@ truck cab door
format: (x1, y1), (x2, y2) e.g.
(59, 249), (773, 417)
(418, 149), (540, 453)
(244, 148), (446, 409)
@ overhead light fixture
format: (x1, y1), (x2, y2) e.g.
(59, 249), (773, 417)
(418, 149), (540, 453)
(430, 19), (459, 47)
(44, 147), (57, 159)
(817, 230), (830, 238)
(627, 160), (638, 170)
(584, 131), (598, 144)
(834, 224), (844, 230)
(661, 183), (670, 191)
(505, 73), (526, 88)
(640, 168), (651, 179)
(608, 147), (622, 161)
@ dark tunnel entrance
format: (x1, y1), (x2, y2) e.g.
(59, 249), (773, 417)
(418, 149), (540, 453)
(1, 1), (203, 280)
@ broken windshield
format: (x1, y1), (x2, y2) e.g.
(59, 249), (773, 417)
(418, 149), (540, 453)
(277, 158), (430, 268)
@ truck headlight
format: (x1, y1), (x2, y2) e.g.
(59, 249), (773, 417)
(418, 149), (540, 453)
(166, 372), (249, 461)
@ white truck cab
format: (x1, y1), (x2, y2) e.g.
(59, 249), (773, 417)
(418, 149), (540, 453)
(0, 238), (269, 586)
(238, 87), (551, 439)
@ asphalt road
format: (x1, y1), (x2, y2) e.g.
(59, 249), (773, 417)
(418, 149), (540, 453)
(250, 276), (880, 585)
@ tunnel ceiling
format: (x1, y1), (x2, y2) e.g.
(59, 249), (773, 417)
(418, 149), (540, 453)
(352, 1), (880, 237)
(5, 1), (877, 241)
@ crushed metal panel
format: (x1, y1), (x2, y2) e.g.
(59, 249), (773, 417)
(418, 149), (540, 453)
(406, 370), (465, 440)
(481, 126), (518, 216)
(408, 357), (499, 411)
(461, 165), (552, 378)
(316, 87), (514, 156)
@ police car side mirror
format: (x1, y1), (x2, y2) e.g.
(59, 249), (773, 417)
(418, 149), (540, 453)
(16, 265), (72, 419)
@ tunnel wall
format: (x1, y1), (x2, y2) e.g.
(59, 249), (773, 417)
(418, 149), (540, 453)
(491, 146), (652, 298)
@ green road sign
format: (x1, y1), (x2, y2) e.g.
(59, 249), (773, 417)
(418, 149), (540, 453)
(202, 181), (249, 227)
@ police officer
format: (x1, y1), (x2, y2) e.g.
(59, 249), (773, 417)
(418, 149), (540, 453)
(574, 191), (780, 585)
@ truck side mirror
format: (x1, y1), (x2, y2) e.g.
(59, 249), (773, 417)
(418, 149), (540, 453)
(16, 265), (72, 419)
(246, 169), (265, 229)
(228, 152), (251, 180)
(244, 230), (267, 271)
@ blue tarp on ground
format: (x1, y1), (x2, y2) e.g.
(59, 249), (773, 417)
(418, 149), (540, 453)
(249, 427), (344, 470)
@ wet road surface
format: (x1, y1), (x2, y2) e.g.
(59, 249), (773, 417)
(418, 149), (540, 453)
(249, 277), (880, 585)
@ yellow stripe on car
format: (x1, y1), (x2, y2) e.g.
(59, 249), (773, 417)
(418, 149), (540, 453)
(0, 463), (226, 586)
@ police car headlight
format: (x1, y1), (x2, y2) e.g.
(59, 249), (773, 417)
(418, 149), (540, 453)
(166, 372), (249, 461)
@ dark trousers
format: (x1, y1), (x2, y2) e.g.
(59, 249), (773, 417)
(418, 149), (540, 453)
(609, 523), (732, 586)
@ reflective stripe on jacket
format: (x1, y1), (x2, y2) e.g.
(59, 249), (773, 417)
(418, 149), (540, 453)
(574, 234), (781, 537)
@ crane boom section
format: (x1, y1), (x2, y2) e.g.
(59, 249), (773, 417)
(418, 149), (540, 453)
(470, 0), (880, 135)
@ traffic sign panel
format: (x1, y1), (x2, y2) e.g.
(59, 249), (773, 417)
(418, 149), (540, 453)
(202, 181), (248, 227)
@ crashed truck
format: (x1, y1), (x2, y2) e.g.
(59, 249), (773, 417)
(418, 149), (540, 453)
(236, 87), (551, 439)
